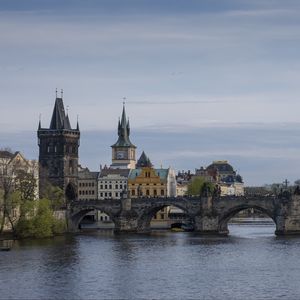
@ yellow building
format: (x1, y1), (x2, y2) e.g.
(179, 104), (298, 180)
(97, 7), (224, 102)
(128, 152), (176, 227)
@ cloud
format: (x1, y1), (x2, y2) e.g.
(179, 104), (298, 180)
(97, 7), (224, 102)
(1, 0), (300, 185)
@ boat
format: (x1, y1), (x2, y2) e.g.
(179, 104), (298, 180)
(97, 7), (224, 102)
(0, 247), (11, 251)
(170, 222), (194, 232)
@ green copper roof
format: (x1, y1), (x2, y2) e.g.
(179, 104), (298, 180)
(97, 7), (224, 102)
(111, 104), (136, 148)
(129, 168), (169, 180)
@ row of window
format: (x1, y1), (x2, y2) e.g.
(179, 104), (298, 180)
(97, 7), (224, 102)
(99, 192), (122, 198)
(79, 190), (95, 195)
(99, 184), (124, 190)
(79, 182), (95, 187)
(99, 181), (126, 184)
(45, 145), (77, 154)
(131, 189), (165, 196)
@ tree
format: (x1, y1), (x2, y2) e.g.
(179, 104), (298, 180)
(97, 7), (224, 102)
(0, 152), (19, 234)
(16, 199), (66, 239)
(188, 177), (215, 196)
(40, 181), (64, 210)
(0, 150), (37, 235)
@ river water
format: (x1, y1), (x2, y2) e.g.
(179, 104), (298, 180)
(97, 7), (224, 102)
(1, 223), (300, 299)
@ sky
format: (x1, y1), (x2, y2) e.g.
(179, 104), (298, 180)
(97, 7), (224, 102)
(1, 0), (300, 186)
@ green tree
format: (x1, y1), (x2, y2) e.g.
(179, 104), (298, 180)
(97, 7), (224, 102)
(188, 177), (215, 196)
(40, 181), (64, 209)
(16, 198), (66, 239)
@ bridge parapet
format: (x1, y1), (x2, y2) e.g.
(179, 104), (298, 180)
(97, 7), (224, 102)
(67, 194), (300, 235)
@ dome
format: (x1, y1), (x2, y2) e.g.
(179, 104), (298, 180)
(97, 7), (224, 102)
(206, 160), (234, 174)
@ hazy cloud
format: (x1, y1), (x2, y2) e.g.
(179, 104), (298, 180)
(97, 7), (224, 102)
(1, 0), (300, 185)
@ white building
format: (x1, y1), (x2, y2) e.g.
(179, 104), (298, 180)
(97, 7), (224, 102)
(98, 167), (130, 199)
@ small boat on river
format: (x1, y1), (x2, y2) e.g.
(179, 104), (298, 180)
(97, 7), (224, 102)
(171, 222), (194, 232)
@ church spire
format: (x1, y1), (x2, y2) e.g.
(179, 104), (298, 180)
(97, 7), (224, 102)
(111, 103), (136, 148)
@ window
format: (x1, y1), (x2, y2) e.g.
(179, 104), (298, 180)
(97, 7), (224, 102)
(146, 190), (150, 196)
(161, 190), (165, 196)
(120, 184), (123, 189)
(100, 192), (103, 197)
(154, 190), (157, 196)
(105, 185), (107, 189)
(131, 190), (135, 196)
(116, 184), (118, 189)
(100, 185), (103, 189)
(109, 184), (112, 189)
(104, 192), (107, 197)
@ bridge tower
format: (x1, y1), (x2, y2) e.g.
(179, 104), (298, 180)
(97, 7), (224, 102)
(37, 91), (80, 202)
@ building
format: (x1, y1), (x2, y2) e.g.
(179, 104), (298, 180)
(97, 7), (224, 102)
(176, 170), (193, 196)
(98, 167), (130, 200)
(128, 152), (177, 226)
(37, 92), (80, 202)
(0, 150), (39, 199)
(78, 166), (98, 201)
(110, 104), (136, 169)
(0, 150), (39, 231)
(196, 160), (244, 196)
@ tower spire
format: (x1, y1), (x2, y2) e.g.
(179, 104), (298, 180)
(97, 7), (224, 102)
(76, 114), (80, 131)
(38, 113), (41, 130)
(61, 89), (64, 99)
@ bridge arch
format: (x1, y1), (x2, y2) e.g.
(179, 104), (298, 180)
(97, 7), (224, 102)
(218, 204), (277, 235)
(137, 202), (192, 232)
(70, 206), (117, 230)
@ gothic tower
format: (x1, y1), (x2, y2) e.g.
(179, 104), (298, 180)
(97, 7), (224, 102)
(111, 104), (136, 169)
(37, 92), (80, 202)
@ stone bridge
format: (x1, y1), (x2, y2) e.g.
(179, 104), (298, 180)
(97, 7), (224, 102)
(68, 194), (300, 235)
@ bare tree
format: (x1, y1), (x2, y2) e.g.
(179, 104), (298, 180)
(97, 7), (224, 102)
(0, 150), (37, 235)
(0, 151), (18, 234)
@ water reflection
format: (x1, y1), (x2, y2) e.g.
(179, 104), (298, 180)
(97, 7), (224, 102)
(2, 224), (300, 299)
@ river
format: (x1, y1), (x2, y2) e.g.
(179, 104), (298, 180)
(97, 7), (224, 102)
(1, 223), (300, 299)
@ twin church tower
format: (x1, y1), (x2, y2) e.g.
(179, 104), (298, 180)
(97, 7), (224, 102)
(37, 93), (136, 200)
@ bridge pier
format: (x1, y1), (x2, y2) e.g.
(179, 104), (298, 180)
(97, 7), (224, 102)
(275, 195), (300, 235)
(114, 215), (139, 233)
(194, 215), (225, 235)
(114, 197), (139, 233)
(193, 196), (225, 235)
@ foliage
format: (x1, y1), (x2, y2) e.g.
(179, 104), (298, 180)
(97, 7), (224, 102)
(188, 177), (215, 196)
(40, 181), (65, 209)
(16, 199), (66, 239)
(15, 170), (36, 201)
(52, 219), (67, 234)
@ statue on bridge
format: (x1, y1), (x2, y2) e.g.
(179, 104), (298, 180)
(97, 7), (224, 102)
(200, 182), (213, 197)
(294, 185), (300, 195)
(213, 184), (221, 198)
